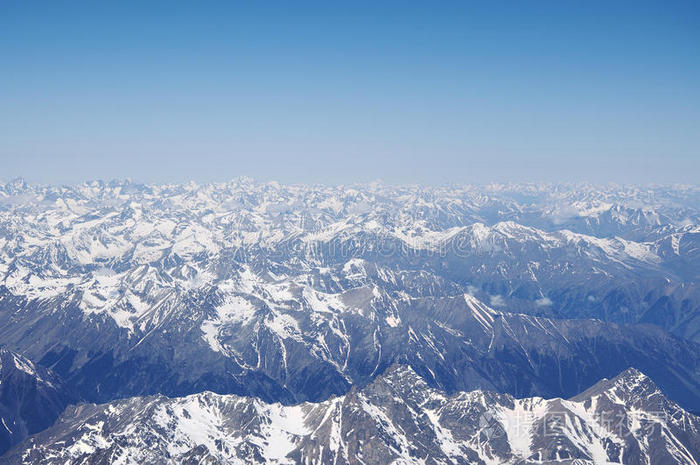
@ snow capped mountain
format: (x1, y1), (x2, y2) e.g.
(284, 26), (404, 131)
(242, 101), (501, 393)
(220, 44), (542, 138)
(0, 180), (696, 335)
(6, 365), (699, 465)
(0, 179), (698, 462)
(0, 181), (698, 404)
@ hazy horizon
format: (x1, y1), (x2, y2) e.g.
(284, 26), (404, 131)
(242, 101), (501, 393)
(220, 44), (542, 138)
(2, 1), (699, 185)
(3, 175), (700, 190)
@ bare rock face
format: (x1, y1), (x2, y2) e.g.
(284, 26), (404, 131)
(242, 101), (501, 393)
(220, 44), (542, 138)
(0, 349), (74, 455)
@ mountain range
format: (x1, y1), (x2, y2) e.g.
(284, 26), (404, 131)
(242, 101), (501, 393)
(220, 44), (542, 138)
(0, 179), (697, 462)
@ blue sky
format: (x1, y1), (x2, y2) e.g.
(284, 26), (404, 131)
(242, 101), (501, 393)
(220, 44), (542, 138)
(1, 1), (698, 185)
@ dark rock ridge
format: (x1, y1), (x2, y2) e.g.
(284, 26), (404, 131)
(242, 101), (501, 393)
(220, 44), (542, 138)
(1, 288), (699, 413)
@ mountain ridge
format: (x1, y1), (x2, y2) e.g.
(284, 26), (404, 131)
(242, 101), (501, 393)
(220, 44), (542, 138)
(4, 364), (699, 465)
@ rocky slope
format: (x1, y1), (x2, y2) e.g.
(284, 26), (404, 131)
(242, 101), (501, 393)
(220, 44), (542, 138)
(0, 349), (74, 455)
(2, 283), (700, 412)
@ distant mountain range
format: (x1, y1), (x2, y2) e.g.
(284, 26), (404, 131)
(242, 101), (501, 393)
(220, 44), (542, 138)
(0, 179), (697, 462)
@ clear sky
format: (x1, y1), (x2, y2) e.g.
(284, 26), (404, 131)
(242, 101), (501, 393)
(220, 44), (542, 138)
(1, 1), (698, 185)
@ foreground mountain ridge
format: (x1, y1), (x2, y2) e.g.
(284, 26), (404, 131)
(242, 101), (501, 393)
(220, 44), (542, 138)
(5, 365), (699, 465)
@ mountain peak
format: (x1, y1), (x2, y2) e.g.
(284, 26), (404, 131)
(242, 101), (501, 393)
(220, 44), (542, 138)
(614, 366), (648, 381)
(608, 366), (658, 391)
(373, 363), (426, 387)
(571, 366), (661, 404)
